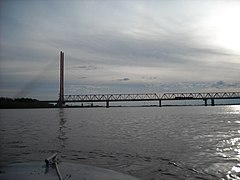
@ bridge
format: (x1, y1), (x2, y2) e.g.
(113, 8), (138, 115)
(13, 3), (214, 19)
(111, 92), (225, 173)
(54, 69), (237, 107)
(48, 51), (240, 108)
(61, 92), (240, 107)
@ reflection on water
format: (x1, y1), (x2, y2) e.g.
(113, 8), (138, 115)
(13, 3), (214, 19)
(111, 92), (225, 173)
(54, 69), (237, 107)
(58, 108), (68, 158)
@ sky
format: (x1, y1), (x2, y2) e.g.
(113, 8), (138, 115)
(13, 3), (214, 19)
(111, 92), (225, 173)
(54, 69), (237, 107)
(0, 0), (240, 100)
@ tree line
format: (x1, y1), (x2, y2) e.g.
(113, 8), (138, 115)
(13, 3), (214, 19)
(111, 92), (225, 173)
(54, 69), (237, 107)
(0, 97), (54, 108)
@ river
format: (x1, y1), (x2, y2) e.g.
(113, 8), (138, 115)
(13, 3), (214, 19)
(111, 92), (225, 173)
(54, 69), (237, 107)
(0, 106), (240, 179)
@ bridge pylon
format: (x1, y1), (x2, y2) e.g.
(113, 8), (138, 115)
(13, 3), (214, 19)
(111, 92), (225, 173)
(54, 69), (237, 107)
(58, 51), (64, 108)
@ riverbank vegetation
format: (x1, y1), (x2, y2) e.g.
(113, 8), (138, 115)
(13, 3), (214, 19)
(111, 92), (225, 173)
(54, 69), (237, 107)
(0, 97), (54, 108)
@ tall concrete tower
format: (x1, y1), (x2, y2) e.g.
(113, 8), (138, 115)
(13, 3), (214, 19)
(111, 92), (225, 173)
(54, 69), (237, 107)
(59, 51), (64, 107)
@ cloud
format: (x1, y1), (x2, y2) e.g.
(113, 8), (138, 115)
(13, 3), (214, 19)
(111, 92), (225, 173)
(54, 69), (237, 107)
(1, 0), (240, 99)
(117, 78), (130, 82)
(212, 81), (240, 89)
(73, 65), (97, 71)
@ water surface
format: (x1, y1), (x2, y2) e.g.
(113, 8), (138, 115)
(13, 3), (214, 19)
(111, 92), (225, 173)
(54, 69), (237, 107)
(0, 106), (240, 179)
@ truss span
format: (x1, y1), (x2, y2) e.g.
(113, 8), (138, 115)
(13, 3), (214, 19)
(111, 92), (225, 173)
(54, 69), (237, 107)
(64, 92), (240, 102)
(160, 92), (240, 100)
(64, 93), (159, 102)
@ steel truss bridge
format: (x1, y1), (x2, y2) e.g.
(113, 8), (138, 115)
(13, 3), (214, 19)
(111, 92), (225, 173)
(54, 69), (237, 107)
(62, 92), (240, 107)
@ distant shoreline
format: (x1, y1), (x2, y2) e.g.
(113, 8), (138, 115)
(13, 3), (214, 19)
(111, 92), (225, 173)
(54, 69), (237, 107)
(0, 97), (54, 109)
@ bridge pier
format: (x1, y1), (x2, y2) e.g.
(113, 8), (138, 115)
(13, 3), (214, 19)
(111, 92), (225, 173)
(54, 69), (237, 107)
(211, 99), (215, 106)
(204, 99), (208, 106)
(159, 100), (162, 107)
(57, 102), (63, 108)
(106, 101), (109, 108)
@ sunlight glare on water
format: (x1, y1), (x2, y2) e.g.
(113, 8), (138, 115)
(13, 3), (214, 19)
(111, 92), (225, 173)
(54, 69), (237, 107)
(225, 105), (240, 115)
(214, 106), (240, 179)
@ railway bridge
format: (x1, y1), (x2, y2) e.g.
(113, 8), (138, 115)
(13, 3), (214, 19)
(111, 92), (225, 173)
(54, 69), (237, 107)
(63, 92), (240, 107)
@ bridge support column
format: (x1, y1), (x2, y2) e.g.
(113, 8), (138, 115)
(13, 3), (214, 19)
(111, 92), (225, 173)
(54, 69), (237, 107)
(159, 100), (161, 107)
(106, 101), (109, 108)
(211, 99), (215, 106)
(204, 99), (207, 106)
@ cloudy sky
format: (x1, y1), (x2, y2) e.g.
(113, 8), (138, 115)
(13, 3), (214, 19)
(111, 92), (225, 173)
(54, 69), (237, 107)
(0, 0), (240, 100)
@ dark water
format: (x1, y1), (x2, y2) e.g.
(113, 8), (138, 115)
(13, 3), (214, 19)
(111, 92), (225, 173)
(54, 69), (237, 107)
(0, 106), (240, 179)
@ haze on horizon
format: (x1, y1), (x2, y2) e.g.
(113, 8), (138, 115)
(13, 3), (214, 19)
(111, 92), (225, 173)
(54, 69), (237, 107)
(0, 0), (240, 100)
